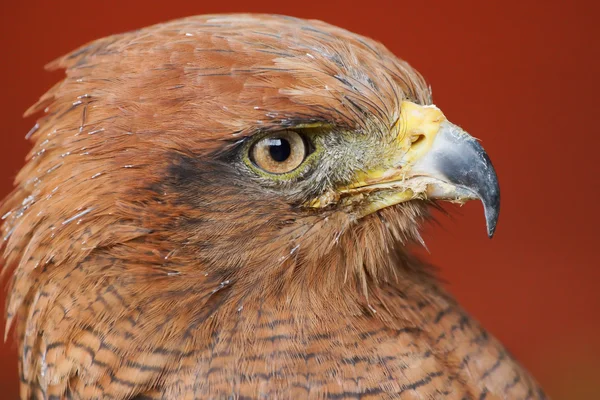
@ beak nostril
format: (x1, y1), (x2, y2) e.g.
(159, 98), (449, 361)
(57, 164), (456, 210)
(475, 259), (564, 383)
(411, 134), (426, 146)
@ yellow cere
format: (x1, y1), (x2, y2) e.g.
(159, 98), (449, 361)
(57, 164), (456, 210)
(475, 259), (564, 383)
(343, 101), (447, 191)
(395, 101), (446, 166)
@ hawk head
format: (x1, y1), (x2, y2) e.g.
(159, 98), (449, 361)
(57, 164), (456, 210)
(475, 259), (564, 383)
(2, 13), (499, 339)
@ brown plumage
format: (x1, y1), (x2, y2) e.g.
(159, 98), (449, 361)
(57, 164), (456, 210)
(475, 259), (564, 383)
(1, 14), (545, 399)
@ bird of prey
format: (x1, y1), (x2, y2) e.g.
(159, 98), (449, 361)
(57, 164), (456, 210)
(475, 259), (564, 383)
(1, 14), (546, 400)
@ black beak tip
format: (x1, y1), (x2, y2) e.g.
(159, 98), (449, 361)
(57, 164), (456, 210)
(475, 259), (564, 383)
(483, 191), (500, 238)
(487, 222), (497, 239)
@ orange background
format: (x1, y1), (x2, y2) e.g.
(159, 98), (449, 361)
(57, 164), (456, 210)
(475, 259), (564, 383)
(0, 1), (598, 398)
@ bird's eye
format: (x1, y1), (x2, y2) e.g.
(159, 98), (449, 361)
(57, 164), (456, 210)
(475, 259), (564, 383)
(250, 130), (308, 174)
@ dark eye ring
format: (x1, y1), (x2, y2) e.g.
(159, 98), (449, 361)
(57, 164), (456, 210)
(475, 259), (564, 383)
(249, 130), (309, 174)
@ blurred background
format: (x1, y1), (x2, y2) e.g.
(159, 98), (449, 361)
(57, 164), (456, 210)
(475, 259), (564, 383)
(0, 0), (598, 398)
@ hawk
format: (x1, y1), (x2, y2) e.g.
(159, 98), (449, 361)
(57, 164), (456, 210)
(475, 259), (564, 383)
(1, 14), (545, 400)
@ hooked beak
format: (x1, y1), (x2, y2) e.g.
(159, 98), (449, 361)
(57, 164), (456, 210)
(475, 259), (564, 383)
(324, 101), (500, 237)
(408, 118), (500, 237)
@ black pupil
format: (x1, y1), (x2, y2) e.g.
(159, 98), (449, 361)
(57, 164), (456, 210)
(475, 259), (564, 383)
(267, 138), (291, 162)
